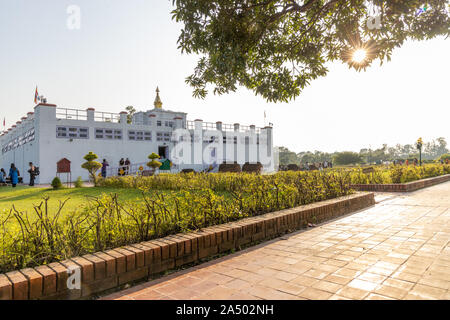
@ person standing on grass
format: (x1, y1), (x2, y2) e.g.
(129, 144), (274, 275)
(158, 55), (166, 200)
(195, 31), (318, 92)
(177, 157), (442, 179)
(9, 164), (19, 188)
(124, 158), (131, 175)
(101, 159), (109, 178)
(119, 158), (125, 176)
(28, 162), (36, 186)
(0, 168), (6, 184)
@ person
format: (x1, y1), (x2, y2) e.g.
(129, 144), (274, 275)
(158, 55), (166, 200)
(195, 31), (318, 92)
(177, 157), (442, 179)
(0, 168), (6, 185)
(28, 162), (37, 186)
(101, 159), (109, 178)
(119, 158), (125, 176)
(9, 164), (19, 188)
(124, 158), (131, 175)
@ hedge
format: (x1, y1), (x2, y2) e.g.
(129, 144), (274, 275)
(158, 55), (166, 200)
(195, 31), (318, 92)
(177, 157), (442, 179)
(347, 164), (450, 184)
(0, 171), (353, 273)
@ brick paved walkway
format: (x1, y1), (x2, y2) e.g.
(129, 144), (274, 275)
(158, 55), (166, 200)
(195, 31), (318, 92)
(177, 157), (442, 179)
(101, 182), (450, 300)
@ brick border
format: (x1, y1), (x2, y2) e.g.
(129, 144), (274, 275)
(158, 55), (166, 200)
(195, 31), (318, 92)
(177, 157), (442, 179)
(0, 192), (374, 300)
(351, 174), (450, 192)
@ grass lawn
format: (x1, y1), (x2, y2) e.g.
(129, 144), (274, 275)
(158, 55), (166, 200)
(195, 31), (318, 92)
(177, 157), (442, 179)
(0, 185), (146, 215)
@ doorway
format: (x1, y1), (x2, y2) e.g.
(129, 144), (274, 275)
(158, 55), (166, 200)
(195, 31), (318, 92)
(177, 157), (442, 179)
(158, 146), (168, 159)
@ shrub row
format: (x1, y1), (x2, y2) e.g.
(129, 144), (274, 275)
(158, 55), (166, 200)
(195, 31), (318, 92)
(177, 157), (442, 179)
(347, 164), (450, 184)
(0, 171), (353, 273)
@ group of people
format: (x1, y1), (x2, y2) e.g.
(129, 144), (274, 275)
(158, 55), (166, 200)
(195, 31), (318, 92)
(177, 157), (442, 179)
(303, 161), (333, 171)
(0, 162), (38, 187)
(100, 158), (132, 178)
(118, 158), (131, 176)
(392, 159), (420, 166)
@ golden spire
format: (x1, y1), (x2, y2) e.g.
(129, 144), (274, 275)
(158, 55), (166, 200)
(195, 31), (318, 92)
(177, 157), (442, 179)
(154, 87), (163, 109)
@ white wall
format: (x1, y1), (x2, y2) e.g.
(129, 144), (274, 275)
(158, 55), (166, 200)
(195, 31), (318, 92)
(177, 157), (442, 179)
(0, 116), (38, 184)
(1, 104), (275, 184)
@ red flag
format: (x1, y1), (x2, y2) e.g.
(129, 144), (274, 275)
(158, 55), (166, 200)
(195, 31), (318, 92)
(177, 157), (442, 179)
(34, 86), (39, 104)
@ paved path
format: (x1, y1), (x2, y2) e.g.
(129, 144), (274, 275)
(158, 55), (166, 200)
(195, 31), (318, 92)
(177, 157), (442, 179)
(101, 182), (450, 300)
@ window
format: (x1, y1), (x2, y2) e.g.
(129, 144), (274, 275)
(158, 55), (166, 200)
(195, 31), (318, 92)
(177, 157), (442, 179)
(56, 126), (89, 139)
(165, 121), (174, 128)
(128, 130), (152, 141)
(57, 127), (67, 137)
(204, 136), (217, 143)
(156, 132), (170, 142)
(223, 136), (235, 144)
(164, 132), (171, 141)
(95, 128), (122, 140)
(157, 120), (162, 127)
(2, 127), (36, 154)
(176, 135), (190, 143)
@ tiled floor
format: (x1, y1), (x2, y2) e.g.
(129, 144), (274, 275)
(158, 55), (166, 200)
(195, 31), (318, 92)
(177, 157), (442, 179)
(101, 181), (450, 300)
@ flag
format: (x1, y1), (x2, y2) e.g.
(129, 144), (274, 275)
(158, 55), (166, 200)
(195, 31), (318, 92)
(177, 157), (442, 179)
(34, 86), (39, 104)
(3, 118), (5, 128)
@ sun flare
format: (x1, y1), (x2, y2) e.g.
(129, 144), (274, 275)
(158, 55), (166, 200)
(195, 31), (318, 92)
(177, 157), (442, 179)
(352, 49), (367, 63)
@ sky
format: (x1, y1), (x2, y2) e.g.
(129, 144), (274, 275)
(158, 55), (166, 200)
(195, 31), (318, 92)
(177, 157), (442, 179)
(0, 0), (449, 153)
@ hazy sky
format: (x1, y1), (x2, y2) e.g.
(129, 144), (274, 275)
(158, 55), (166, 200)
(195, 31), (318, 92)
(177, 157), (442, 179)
(1, 0), (449, 153)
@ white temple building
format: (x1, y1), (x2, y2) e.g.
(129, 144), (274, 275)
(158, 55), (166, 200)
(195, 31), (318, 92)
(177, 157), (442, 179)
(0, 89), (274, 184)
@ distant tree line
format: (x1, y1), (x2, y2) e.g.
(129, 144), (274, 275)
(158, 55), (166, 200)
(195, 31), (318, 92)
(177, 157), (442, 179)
(278, 137), (449, 166)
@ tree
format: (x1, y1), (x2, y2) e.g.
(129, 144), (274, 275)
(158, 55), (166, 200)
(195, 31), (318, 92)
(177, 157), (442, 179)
(147, 153), (162, 173)
(401, 144), (416, 158)
(436, 137), (448, 155)
(424, 137), (449, 159)
(81, 151), (102, 186)
(172, 1), (450, 102)
(125, 106), (136, 124)
(277, 146), (300, 165)
(298, 151), (316, 164)
(333, 151), (362, 165)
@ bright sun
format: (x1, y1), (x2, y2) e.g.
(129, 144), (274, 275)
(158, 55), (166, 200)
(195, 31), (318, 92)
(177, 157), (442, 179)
(352, 49), (367, 63)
